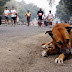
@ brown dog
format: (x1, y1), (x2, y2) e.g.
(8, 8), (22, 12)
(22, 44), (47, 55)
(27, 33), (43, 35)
(42, 23), (72, 64)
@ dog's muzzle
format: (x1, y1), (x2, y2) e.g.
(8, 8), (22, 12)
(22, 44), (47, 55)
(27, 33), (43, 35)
(60, 47), (72, 55)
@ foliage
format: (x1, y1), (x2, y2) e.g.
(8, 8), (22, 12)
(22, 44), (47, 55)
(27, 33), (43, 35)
(0, 0), (10, 14)
(47, 0), (72, 14)
(62, 0), (72, 15)
(47, 0), (55, 7)
(5, 0), (39, 22)
(56, 0), (72, 21)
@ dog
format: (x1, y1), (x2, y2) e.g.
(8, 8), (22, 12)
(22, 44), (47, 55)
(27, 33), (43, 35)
(42, 23), (72, 64)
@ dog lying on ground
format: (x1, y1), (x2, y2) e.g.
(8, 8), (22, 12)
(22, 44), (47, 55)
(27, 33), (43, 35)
(42, 23), (72, 64)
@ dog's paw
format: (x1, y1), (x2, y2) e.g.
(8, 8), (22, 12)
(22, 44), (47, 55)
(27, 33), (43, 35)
(41, 45), (48, 49)
(42, 50), (47, 57)
(55, 58), (63, 64)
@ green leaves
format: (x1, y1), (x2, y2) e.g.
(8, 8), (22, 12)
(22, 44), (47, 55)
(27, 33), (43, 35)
(56, 0), (71, 21)
(0, 0), (10, 14)
(5, 0), (39, 22)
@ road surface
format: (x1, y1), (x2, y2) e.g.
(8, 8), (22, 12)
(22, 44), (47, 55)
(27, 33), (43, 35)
(0, 24), (72, 72)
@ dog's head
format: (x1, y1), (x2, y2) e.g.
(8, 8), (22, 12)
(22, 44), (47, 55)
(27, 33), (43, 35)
(45, 27), (72, 55)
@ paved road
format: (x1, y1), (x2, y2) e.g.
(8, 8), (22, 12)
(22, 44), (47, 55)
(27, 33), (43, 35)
(0, 24), (72, 72)
(0, 24), (52, 72)
(0, 25), (51, 40)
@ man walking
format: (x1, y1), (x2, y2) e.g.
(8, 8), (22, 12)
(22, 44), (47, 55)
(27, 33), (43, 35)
(37, 8), (44, 26)
(3, 7), (10, 24)
(11, 7), (17, 25)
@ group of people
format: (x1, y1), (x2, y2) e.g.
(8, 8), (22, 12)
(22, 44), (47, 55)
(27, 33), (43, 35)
(37, 8), (53, 27)
(0, 7), (53, 27)
(25, 8), (53, 27)
(3, 7), (17, 25)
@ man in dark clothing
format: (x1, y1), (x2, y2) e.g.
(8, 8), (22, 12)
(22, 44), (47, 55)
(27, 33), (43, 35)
(0, 15), (2, 25)
(37, 8), (44, 20)
(37, 8), (44, 26)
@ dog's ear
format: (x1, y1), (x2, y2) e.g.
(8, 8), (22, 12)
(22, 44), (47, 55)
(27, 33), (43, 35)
(65, 27), (72, 33)
(45, 31), (53, 38)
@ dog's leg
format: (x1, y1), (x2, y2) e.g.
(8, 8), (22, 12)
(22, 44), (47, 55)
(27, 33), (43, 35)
(41, 40), (53, 49)
(42, 48), (59, 57)
(55, 53), (66, 64)
(70, 30), (72, 47)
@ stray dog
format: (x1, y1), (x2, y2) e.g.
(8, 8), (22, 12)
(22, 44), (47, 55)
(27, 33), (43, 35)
(42, 23), (72, 64)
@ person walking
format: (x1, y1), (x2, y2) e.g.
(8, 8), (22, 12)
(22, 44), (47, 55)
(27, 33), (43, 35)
(11, 7), (17, 25)
(0, 14), (2, 25)
(3, 7), (10, 24)
(37, 8), (44, 26)
(43, 15), (48, 26)
(25, 10), (31, 26)
(47, 10), (53, 28)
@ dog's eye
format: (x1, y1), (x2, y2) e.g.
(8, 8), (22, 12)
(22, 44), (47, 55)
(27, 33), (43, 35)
(57, 41), (63, 45)
(66, 39), (69, 43)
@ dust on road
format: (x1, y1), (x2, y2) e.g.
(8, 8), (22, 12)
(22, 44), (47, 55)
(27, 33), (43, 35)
(0, 25), (72, 72)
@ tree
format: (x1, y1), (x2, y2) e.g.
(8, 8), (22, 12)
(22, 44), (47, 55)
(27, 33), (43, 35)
(62, 0), (72, 15)
(47, 0), (72, 15)
(5, 0), (39, 22)
(47, 0), (55, 7)
(56, 0), (70, 21)
(0, 0), (10, 14)
(55, 0), (72, 21)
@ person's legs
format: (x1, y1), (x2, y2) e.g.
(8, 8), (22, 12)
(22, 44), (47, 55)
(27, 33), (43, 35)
(14, 20), (16, 24)
(48, 19), (50, 27)
(12, 17), (16, 25)
(14, 17), (16, 24)
(6, 17), (9, 24)
(27, 18), (30, 26)
(48, 19), (52, 28)
(11, 17), (13, 25)
(16, 16), (17, 25)
(0, 19), (1, 25)
(49, 22), (52, 28)
(5, 16), (7, 24)
(38, 19), (42, 27)
(5, 16), (9, 24)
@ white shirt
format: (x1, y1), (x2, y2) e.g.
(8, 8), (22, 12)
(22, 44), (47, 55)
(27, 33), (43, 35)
(11, 9), (17, 17)
(38, 13), (42, 16)
(4, 10), (10, 17)
(48, 13), (53, 19)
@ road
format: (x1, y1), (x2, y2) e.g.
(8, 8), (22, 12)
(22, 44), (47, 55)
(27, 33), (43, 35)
(0, 24), (72, 72)
(0, 25), (51, 40)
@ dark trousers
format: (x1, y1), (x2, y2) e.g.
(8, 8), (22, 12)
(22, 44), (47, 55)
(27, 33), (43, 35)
(27, 18), (30, 26)
(0, 19), (1, 25)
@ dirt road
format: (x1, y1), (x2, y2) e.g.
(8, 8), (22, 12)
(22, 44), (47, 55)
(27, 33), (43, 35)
(0, 25), (72, 72)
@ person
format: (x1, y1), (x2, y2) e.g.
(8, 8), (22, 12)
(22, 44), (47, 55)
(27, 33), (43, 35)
(0, 14), (2, 25)
(3, 7), (10, 24)
(11, 7), (17, 25)
(16, 13), (18, 24)
(25, 10), (31, 26)
(65, 20), (67, 23)
(37, 8), (44, 26)
(37, 8), (44, 20)
(43, 15), (48, 26)
(47, 10), (53, 28)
